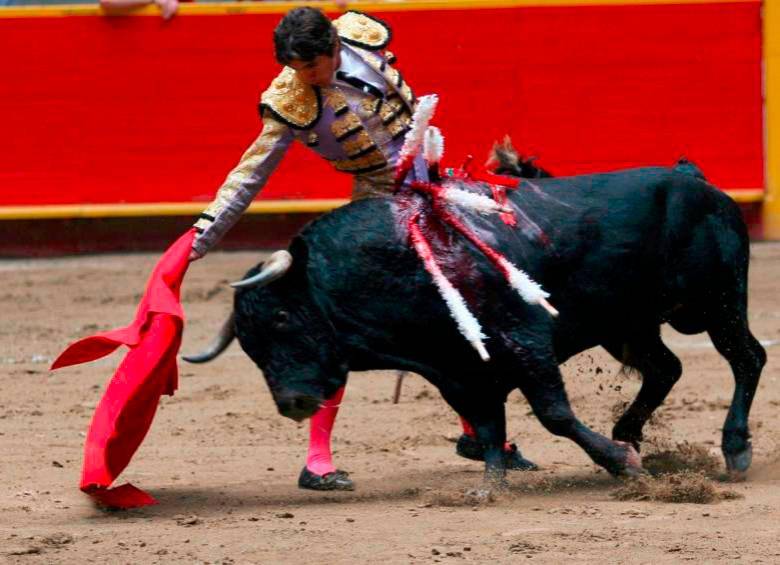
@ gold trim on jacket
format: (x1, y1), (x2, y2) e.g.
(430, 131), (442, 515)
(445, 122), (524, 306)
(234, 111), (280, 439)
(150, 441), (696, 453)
(333, 10), (391, 51)
(259, 67), (322, 130)
(259, 11), (401, 130)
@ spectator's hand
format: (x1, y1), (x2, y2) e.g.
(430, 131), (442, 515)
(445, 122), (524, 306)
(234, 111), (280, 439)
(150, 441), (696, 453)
(154, 0), (179, 20)
(188, 249), (202, 262)
(335, 0), (348, 9)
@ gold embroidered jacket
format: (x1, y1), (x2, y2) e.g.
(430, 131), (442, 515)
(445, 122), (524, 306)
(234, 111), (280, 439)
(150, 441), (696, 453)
(193, 11), (421, 256)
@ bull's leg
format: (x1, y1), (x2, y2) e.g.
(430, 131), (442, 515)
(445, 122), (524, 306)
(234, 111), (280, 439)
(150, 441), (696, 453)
(708, 316), (766, 473)
(469, 403), (510, 486)
(439, 387), (509, 485)
(515, 356), (643, 476)
(454, 415), (538, 471)
(603, 332), (682, 451)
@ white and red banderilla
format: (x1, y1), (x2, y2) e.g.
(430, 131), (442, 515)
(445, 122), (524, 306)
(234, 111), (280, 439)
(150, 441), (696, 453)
(395, 95), (558, 363)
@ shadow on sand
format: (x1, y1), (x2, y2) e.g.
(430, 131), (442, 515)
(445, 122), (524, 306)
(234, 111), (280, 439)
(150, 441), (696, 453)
(81, 465), (631, 520)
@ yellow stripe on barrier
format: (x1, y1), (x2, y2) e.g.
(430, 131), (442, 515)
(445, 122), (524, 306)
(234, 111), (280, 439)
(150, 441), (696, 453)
(0, 190), (763, 220)
(729, 189), (767, 204)
(0, 0), (760, 19)
(0, 200), (349, 220)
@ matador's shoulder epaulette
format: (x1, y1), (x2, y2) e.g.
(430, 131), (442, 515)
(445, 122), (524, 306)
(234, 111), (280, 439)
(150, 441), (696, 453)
(333, 11), (392, 51)
(259, 67), (323, 130)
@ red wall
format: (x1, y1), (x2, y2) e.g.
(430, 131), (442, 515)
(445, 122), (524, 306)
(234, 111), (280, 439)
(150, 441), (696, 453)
(0, 2), (763, 209)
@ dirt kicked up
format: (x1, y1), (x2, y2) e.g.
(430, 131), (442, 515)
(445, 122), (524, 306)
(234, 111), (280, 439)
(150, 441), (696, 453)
(1, 244), (779, 563)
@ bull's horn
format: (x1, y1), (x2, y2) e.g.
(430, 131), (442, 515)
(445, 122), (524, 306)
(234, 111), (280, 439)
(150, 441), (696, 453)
(230, 250), (293, 289)
(182, 311), (236, 364)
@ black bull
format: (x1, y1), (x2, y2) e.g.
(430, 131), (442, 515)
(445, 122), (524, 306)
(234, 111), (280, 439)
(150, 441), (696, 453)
(196, 165), (766, 481)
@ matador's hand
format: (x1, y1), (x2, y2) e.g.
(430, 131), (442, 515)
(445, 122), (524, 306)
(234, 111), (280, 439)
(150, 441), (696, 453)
(154, 0), (178, 20)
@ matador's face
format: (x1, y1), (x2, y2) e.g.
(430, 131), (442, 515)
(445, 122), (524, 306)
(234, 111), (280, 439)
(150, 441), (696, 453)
(289, 42), (342, 88)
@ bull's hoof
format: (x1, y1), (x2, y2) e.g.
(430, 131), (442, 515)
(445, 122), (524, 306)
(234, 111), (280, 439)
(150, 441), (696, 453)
(455, 435), (539, 471)
(484, 464), (509, 485)
(613, 441), (645, 477)
(724, 444), (753, 474)
(467, 469), (510, 503)
(464, 487), (496, 504)
(298, 468), (354, 491)
(612, 427), (642, 453)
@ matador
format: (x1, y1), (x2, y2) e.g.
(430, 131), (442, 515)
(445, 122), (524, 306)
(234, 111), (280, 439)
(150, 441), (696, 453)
(191, 7), (536, 491)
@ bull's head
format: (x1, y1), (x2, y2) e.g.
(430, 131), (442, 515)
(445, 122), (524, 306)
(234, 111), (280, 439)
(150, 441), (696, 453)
(186, 243), (348, 422)
(231, 244), (348, 422)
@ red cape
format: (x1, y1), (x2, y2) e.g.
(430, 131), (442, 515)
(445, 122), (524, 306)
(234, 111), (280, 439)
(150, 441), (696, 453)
(51, 229), (195, 509)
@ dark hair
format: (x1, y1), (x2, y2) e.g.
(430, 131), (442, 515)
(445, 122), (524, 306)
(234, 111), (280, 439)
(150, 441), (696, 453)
(274, 7), (338, 65)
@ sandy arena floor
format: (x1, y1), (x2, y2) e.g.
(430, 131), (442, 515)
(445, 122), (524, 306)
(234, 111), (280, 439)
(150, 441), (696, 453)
(1, 243), (779, 564)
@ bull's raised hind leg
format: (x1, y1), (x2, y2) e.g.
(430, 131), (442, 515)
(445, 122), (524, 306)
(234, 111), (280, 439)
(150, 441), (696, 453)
(511, 348), (643, 476)
(708, 317), (766, 473)
(603, 332), (682, 451)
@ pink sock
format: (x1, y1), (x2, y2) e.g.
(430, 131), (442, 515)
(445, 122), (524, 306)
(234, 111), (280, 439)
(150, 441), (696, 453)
(460, 416), (476, 438)
(460, 416), (512, 451)
(305, 386), (346, 476)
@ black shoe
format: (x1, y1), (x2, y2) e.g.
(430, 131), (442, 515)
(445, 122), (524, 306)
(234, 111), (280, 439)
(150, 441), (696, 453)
(455, 434), (539, 471)
(503, 442), (539, 471)
(297, 467), (355, 491)
(455, 433), (485, 461)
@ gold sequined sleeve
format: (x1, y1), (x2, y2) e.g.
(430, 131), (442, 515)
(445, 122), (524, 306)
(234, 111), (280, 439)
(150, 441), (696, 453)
(192, 116), (293, 256)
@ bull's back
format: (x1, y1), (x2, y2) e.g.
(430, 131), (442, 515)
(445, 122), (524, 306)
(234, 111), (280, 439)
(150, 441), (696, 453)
(518, 167), (748, 336)
(302, 166), (747, 336)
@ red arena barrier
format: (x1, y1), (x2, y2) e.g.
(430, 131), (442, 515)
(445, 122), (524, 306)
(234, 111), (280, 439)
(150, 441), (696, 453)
(0, 0), (771, 249)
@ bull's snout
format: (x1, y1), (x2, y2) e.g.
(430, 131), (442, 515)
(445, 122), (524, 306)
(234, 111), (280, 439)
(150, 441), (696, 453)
(275, 392), (322, 422)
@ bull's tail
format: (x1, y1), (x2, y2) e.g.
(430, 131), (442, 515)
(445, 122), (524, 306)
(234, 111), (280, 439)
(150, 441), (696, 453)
(181, 311), (236, 364)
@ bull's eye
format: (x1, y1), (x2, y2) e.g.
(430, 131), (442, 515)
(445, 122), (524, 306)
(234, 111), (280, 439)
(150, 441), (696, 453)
(272, 310), (291, 330)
